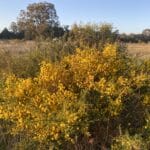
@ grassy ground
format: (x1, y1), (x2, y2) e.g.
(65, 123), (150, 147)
(0, 40), (150, 59)
(0, 40), (35, 54)
(127, 43), (150, 59)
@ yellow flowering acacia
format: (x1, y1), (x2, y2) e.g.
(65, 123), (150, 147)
(0, 44), (149, 148)
(1, 77), (87, 145)
(102, 44), (117, 58)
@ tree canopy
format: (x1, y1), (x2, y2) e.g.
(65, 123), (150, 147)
(17, 2), (59, 39)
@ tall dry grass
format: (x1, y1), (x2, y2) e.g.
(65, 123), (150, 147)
(127, 43), (150, 59)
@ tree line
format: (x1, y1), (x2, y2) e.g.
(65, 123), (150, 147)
(0, 1), (150, 44)
(119, 29), (150, 43)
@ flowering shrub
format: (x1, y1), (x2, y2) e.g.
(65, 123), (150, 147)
(112, 133), (146, 150)
(0, 44), (149, 149)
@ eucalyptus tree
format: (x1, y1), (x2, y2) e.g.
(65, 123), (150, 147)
(17, 2), (59, 39)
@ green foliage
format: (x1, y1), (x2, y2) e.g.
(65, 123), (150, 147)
(0, 39), (75, 78)
(10, 48), (51, 78)
(17, 2), (59, 39)
(112, 133), (147, 150)
(69, 23), (118, 49)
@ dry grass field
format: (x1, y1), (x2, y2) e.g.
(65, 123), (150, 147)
(0, 40), (35, 54)
(0, 40), (150, 59)
(127, 43), (150, 59)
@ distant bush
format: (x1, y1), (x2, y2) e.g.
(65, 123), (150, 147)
(69, 23), (119, 49)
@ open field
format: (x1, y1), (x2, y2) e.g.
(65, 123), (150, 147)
(127, 43), (150, 59)
(0, 40), (150, 59)
(0, 40), (35, 54)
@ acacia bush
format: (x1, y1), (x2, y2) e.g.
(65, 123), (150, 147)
(0, 43), (149, 149)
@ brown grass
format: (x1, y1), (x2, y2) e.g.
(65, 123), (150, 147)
(0, 40), (35, 54)
(127, 43), (150, 59)
(0, 40), (150, 59)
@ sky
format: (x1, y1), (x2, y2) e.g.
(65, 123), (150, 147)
(0, 0), (150, 33)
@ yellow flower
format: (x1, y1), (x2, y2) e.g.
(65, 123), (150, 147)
(102, 44), (117, 57)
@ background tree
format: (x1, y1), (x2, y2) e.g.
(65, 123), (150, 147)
(10, 22), (18, 34)
(99, 23), (119, 46)
(17, 2), (59, 39)
(0, 28), (13, 39)
(142, 29), (150, 36)
(69, 23), (119, 49)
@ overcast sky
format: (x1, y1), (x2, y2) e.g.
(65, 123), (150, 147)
(0, 0), (150, 33)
